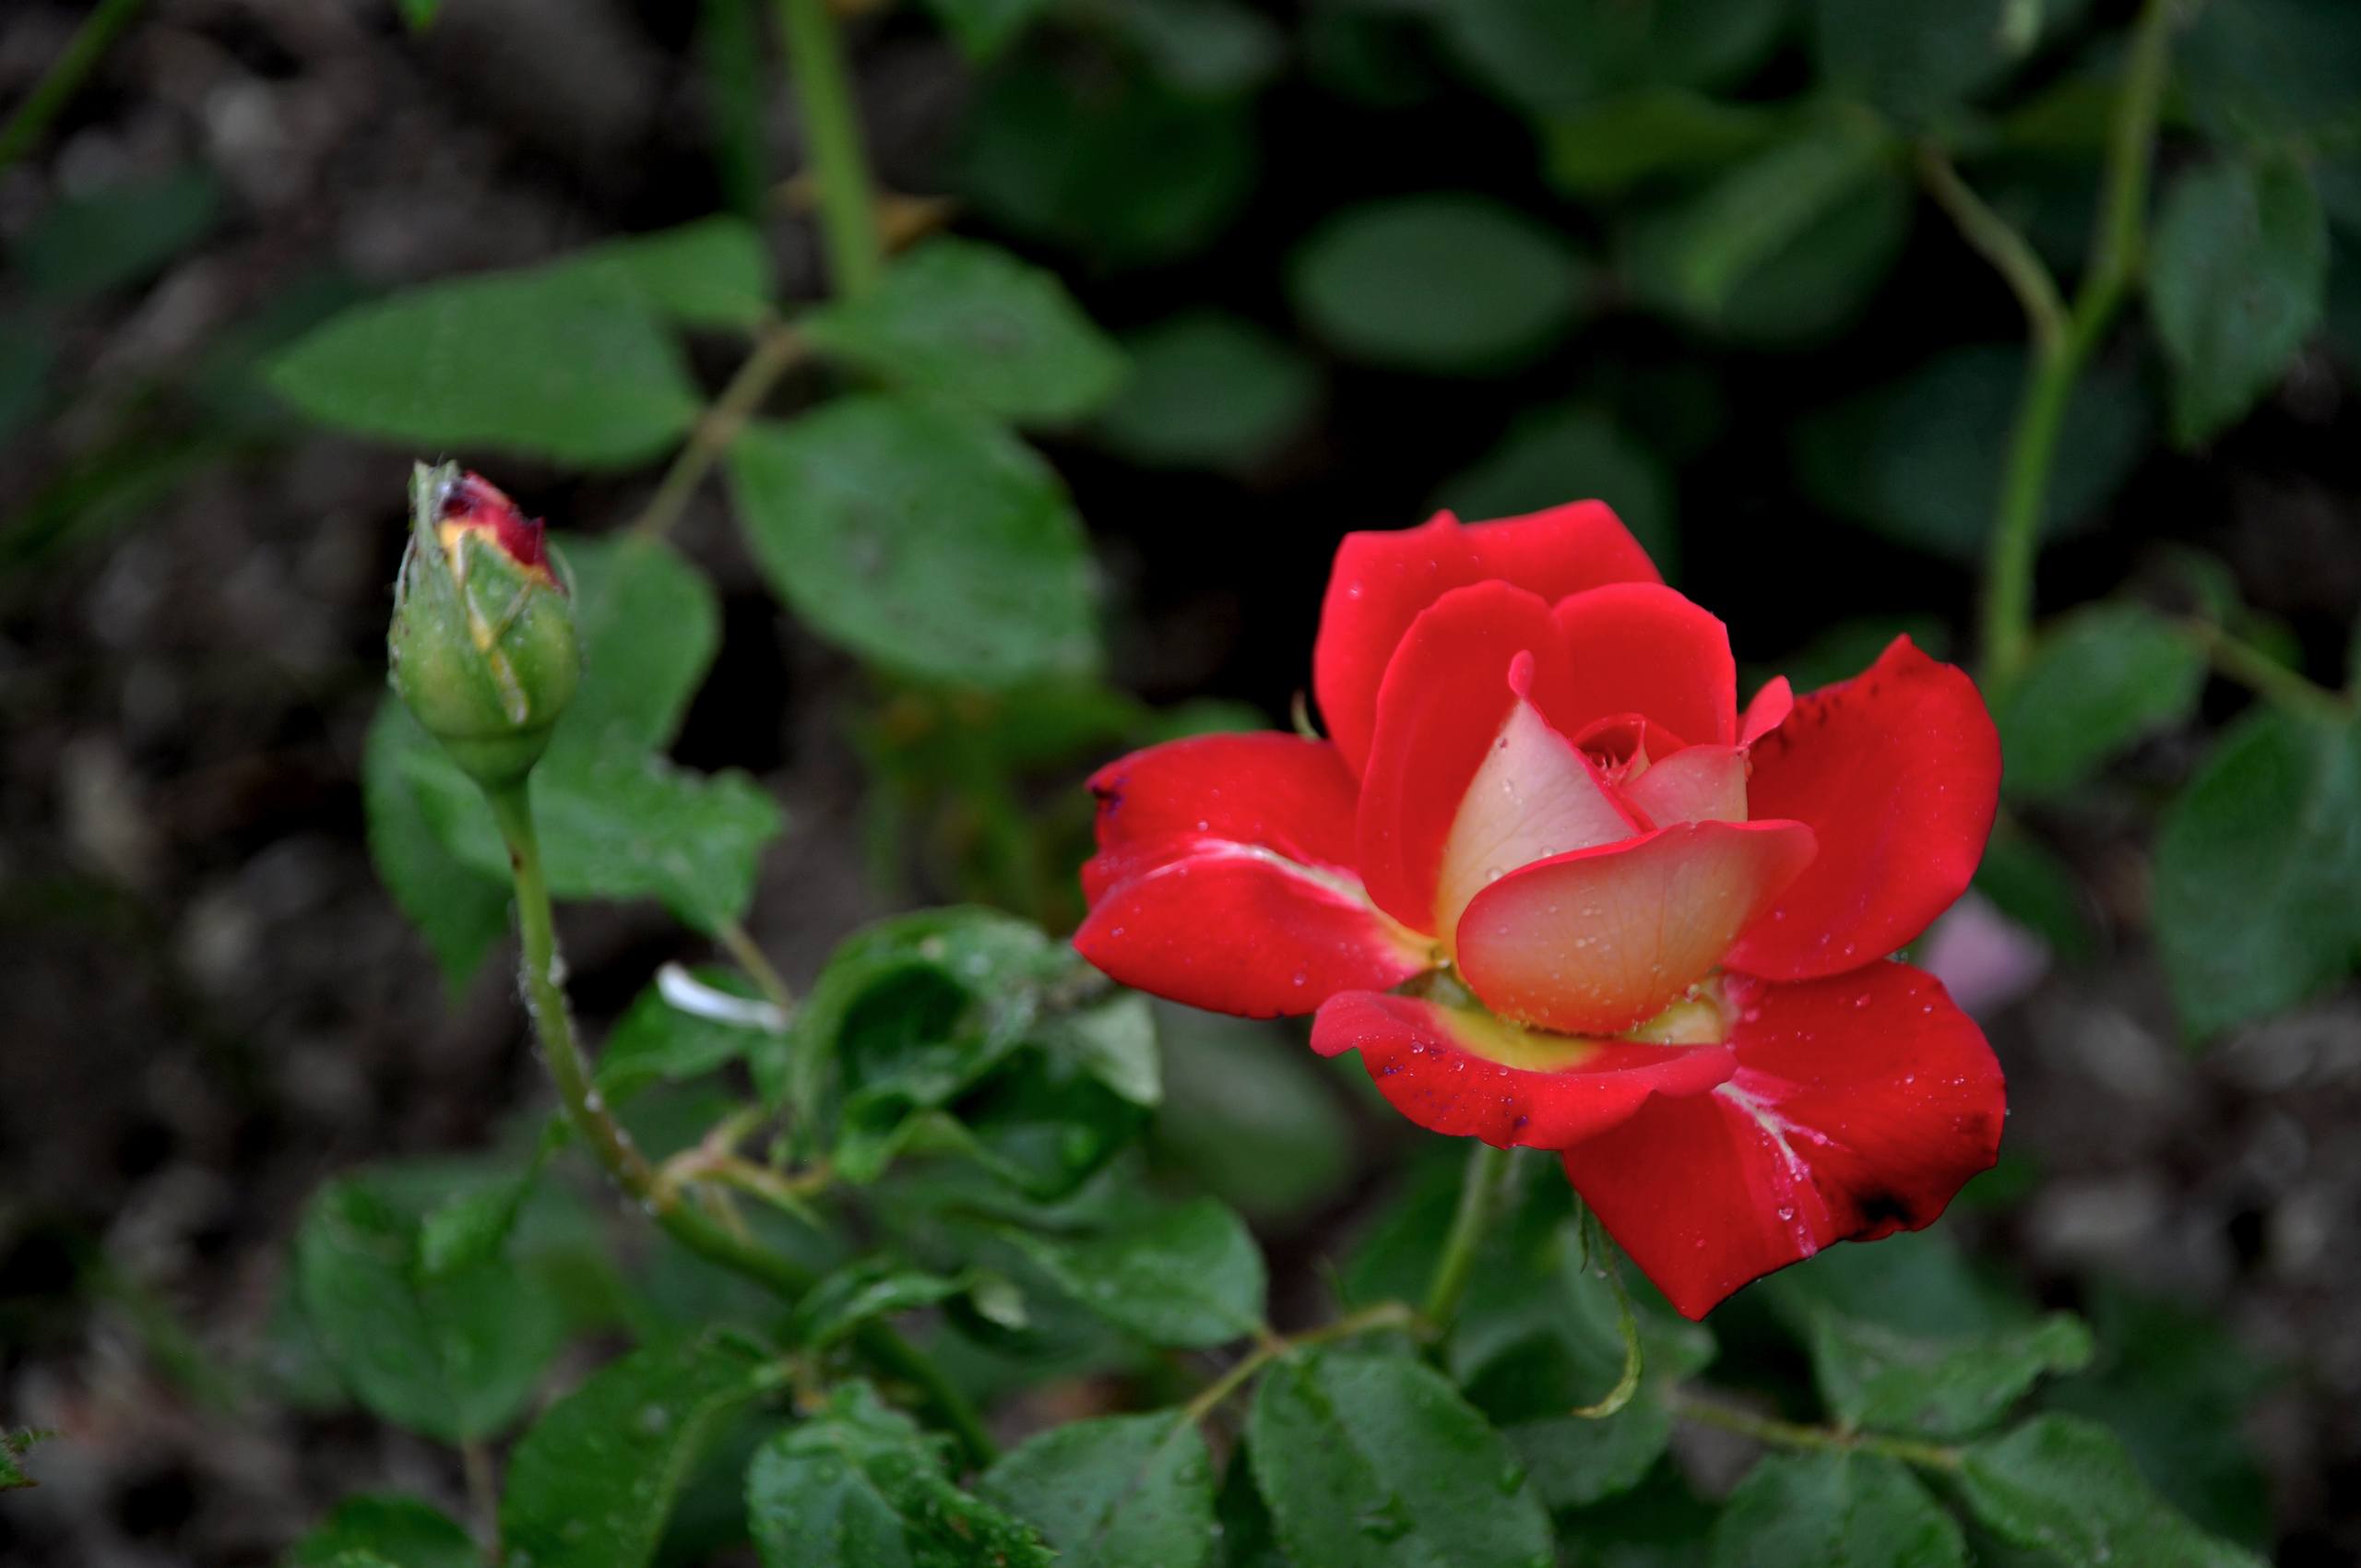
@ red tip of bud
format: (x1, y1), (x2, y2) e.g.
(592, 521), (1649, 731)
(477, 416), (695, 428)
(438, 470), (552, 578)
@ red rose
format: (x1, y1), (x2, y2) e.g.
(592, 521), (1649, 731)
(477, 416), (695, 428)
(1074, 502), (2007, 1319)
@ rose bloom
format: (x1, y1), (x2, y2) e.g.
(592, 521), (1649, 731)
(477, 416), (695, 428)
(1074, 502), (2005, 1319)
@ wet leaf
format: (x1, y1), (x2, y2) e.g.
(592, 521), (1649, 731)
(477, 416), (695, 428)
(730, 398), (1098, 688)
(501, 1336), (777, 1568)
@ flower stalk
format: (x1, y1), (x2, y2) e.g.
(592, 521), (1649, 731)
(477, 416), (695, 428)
(479, 780), (996, 1466)
(1972, 0), (2177, 688)
(777, 0), (883, 298)
(1670, 1388), (1964, 1471)
(1422, 1142), (1516, 1329)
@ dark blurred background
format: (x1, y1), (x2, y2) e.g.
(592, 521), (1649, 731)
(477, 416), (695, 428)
(4, 0), (2360, 1562)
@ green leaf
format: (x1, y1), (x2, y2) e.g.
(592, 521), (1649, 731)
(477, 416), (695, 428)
(790, 1258), (973, 1349)
(288, 1494), (478, 1568)
(787, 905), (1070, 1124)
(802, 238), (1124, 424)
(1772, 1226), (2031, 1338)
(1441, 0), (1788, 117)
(958, 59), (1254, 265)
(1247, 1348), (1554, 1568)
(981, 1412), (1217, 1568)
(1290, 196), (1589, 374)
(293, 1176), (564, 1443)
(1708, 1452), (1965, 1568)
(924, 0), (1057, 59)
(501, 1336), (777, 1568)
(1432, 404), (1678, 577)
(18, 167), (223, 301)
(1149, 1004), (1356, 1227)
(397, 0), (444, 27)
(1094, 312), (1319, 471)
(545, 533), (720, 743)
(1043, 989), (1161, 1108)
(363, 703), (512, 988)
(947, 1040), (1155, 1200)
(404, 738), (784, 933)
(415, 1166), (540, 1280)
(1303, 10), (1443, 110)
(267, 267), (700, 467)
(1795, 346), (2148, 563)
(745, 1383), (1052, 1568)
(1112, 0), (1285, 99)
(1633, 120), (1889, 321)
(1974, 826), (2095, 963)
(2149, 155), (2328, 445)
(1215, 1451), (1289, 1568)
(1620, 118), (1910, 346)
(1809, 0), (2080, 123)
(1541, 89), (1786, 196)
(2153, 709), (2361, 1038)
(1801, 1306), (2092, 1439)
(1959, 1416), (2270, 1568)
(1557, 1464), (1719, 1568)
(598, 967), (780, 1102)
(1998, 604), (2207, 797)
(1004, 1195), (1265, 1348)
(730, 397), (1097, 687)
(787, 908), (1147, 1197)
(702, 0), (769, 218)
(2180, 0), (2361, 153)
(0, 316), (53, 444)
(2046, 1285), (2275, 1548)
(564, 216), (772, 329)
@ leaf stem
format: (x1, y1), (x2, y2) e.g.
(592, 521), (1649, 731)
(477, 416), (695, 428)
(631, 322), (803, 540)
(1916, 144), (2067, 355)
(1180, 1301), (1426, 1426)
(1570, 1207), (1643, 1420)
(777, 0), (884, 298)
(2178, 618), (2355, 725)
(1669, 1389), (1964, 1471)
(717, 914), (797, 1013)
(1975, 0), (2177, 688)
(481, 779), (996, 1465)
(1422, 1142), (1514, 1329)
(0, 0), (147, 173)
(459, 1437), (496, 1541)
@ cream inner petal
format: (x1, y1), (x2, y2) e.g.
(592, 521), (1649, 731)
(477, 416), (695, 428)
(1623, 744), (1749, 827)
(1434, 695), (1639, 941)
(1454, 820), (1820, 1037)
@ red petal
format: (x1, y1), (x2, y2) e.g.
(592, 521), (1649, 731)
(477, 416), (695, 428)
(1561, 963), (2005, 1319)
(1311, 990), (1734, 1148)
(1455, 821), (1817, 1035)
(1355, 582), (1619, 934)
(1740, 676), (1793, 746)
(1076, 734), (1430, 1017)
(1549, 584), (1737, 749)
(1313, 504), (1661, 778)
(1723, 638), (2000, 981)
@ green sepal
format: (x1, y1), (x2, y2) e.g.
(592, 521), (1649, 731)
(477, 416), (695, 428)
(387, 460), (580, 786)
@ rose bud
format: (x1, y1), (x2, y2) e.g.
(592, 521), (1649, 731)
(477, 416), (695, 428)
(388, 461), (580, 787)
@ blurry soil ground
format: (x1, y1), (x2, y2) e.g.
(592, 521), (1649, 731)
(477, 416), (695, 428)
(4, 2), (2361, 1564)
